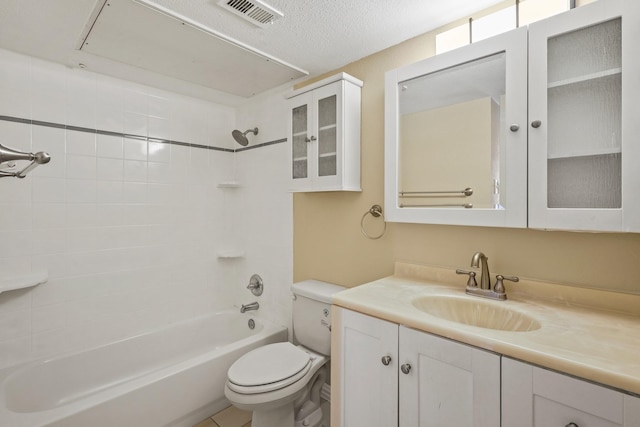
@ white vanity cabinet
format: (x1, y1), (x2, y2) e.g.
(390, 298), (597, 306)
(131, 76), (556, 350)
(527, 0), (640, 232)
(333, 308), (640, 427)
(502, 358), (640, 427)
(286, 73), (362, 192)
(332, 308), (501, 427)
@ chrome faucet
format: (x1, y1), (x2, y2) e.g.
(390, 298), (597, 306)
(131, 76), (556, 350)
(456, 251), (519, 301)
(470, 252), (491, 290)
(240, 301), (259, 313)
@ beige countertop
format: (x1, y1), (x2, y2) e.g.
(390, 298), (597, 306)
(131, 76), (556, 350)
(333, 262), (640, 396)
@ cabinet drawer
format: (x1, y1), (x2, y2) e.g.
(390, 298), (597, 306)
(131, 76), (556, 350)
(534, 395), (621, 427)
(503, 357), (640, 427)
(533, 364), (623, 424)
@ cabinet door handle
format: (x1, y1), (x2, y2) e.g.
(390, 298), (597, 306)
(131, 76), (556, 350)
(381, 355), (392, 366)
(400, 363), (412, 374)
(531, 120), (542, 128)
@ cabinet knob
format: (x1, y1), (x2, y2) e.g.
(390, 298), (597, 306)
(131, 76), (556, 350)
(400, 363), (412, 374)
(381, 355), (392, 366)
(310, 136), (317, 141)
(509, 124), (520, 132)
(531, 120), (542, 128)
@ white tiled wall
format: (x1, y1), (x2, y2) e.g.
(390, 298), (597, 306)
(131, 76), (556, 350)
(0, 47), (296, 369)
(228, 89), (293, 334)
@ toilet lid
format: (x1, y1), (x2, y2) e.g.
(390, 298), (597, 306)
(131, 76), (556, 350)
(228, 342), (311, 388)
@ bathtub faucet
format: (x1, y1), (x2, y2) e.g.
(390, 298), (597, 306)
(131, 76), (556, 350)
(240, 301), (259, 313)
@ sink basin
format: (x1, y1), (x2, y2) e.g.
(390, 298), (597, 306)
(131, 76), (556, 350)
(412, 295), (541, 332)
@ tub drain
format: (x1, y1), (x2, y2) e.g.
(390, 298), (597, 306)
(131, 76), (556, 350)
(248, 319), (255, 329)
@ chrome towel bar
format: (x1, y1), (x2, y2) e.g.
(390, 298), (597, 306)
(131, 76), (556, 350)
(400, 203), (473, 208)
(399, 187), (473, 198)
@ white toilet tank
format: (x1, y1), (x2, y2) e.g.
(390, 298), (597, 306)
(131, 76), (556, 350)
(292, 280), (346, 356)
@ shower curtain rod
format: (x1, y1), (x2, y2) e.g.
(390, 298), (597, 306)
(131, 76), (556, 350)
(0, 143), (51, 178)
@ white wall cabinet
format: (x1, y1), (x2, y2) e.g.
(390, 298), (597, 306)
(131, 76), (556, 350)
(385, 0), (640, 232)
(528, 0), (640, 232)
(286, 73), (362, 192)
(332, 308), (500, 427)
(502, 357), (640, 427)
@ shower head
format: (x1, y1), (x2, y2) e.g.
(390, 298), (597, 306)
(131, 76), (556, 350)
(232, 127), (259, 146)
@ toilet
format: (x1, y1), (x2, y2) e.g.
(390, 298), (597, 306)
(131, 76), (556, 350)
(224, 280), (346, 427)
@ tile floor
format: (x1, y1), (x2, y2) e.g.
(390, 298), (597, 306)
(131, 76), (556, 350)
(193, 405), (252, 427)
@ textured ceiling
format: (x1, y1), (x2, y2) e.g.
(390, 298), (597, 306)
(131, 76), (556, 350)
(0, 0), (505, 105)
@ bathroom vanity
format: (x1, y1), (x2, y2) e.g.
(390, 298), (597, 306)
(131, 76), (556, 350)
(330, 262), (640, 427)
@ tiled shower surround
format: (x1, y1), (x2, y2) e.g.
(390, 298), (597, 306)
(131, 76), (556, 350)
(0, 47), (293, 369)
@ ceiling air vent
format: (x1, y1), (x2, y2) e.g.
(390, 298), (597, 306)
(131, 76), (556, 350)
(218, 0), (283, 27)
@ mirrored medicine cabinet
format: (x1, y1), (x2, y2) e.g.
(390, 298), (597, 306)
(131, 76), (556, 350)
(384, 27), (528, 228)
(384, 0), (640, 232)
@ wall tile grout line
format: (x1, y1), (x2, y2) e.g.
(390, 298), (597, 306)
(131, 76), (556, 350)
(0, 115), (286, 153)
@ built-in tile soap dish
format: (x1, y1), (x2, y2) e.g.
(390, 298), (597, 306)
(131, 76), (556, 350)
(0, 271), (48, 295)
(217, 181), (242, 188)
(216, 250), (246, 259)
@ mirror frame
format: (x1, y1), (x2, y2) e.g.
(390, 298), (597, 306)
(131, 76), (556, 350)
(384, 27), (528, 228)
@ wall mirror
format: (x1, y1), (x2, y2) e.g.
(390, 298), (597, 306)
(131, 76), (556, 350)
(384, 27), (528, 227)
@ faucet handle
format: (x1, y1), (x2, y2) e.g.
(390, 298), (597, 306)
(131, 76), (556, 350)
(494, 274), (519, 293)
(247, 274), (264, 296)
(456, 269), (478, 288)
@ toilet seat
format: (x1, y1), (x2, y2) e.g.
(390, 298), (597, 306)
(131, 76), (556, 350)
(227, 342), (313, 394)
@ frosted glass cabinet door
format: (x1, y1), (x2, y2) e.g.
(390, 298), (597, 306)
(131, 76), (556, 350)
(291, 92), (313, 182)
(528, 0), (640, 231)
(312, 82), (342, 188)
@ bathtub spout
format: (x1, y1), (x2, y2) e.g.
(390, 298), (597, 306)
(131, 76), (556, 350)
(240, 302), (259, 313)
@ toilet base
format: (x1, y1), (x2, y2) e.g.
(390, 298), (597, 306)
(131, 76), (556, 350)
(295, 404), (323, 427)
(251, 402), (294, 427)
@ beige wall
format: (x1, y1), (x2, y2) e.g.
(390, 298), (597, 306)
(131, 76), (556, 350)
(294, 1), (640, 294)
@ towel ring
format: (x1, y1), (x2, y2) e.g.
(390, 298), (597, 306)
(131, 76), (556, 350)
(361, 204), (386, 240)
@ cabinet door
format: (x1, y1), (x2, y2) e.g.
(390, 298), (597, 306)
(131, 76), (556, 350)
(311, 81), (342, 190)
(384, 26), (528, 228)
(288, 81), (344, 191)
(398, 326), (500, 427)
(528, 0), (640, 231)
(289, 91), (314, 191)
(332, 308), (398, 427)
(503, 357), (640, 427)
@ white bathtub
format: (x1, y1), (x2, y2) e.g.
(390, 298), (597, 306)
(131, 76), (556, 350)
(0, 310), (287, 427)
